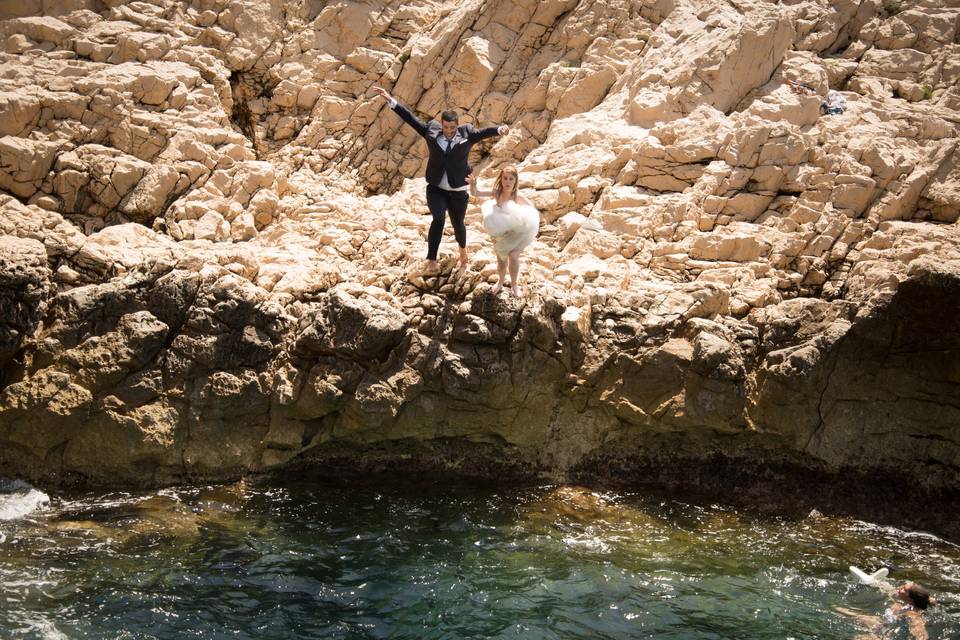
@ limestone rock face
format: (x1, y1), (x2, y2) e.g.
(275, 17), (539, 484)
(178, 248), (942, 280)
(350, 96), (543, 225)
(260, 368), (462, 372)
(0, 0), (959, 535)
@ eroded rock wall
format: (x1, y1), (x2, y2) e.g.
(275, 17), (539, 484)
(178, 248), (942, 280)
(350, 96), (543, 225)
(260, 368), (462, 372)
(0, 0), (958, 532)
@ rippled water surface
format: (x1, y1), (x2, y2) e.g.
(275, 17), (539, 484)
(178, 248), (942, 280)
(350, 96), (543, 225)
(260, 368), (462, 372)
(1, 480), (959, 639)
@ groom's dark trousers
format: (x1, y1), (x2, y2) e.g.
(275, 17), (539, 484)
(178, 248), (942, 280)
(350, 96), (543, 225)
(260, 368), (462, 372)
(426, 185), (469, 259)
(388, 100), (501, 260)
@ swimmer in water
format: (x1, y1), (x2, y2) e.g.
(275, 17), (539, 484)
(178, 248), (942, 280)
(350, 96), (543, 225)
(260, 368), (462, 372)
(836, 581), (930, 640)
(888, 582), (929, 640)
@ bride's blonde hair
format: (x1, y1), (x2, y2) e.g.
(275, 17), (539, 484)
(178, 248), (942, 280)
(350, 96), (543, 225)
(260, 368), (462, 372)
(493, 165), (519, 201)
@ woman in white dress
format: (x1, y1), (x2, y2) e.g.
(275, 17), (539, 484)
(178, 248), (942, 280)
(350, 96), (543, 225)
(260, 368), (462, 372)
(468, 165), (539, 296)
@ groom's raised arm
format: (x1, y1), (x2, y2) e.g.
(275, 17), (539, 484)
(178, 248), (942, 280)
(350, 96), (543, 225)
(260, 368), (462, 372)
(467, 123), (509, 143)
(390, 100), (431, 138)
(373, 86), (430, 138)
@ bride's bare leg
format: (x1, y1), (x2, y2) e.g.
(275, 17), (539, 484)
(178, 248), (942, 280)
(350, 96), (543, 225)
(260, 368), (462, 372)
(509, 250), (521, 296)
(493, 255), (506, 294)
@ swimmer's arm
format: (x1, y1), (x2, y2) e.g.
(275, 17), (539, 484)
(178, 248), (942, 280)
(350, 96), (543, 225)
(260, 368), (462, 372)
(906, 611), (928, 640)
(834, 606), (883, 632)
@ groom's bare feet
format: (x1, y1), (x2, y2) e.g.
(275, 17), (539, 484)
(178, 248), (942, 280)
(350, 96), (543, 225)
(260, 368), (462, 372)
(426, 259), (439, 273)
(458, 248), (469, 270)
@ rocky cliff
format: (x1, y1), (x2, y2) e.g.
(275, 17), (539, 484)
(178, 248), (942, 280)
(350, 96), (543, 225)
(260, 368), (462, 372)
(1, 0), (958, 535)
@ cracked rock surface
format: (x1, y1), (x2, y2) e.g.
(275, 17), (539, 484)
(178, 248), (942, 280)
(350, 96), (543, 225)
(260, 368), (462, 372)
(0, 0), (958, 536)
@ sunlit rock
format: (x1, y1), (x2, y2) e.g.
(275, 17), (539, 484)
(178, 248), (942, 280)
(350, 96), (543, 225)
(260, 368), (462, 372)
(0, 0), (957, 537)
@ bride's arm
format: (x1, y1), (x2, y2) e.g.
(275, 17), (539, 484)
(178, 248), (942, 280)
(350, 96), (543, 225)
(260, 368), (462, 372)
(467, 174), (494, 198)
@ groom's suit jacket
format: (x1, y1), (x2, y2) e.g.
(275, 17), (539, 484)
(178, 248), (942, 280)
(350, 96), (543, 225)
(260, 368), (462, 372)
(391, 101), (500, 189)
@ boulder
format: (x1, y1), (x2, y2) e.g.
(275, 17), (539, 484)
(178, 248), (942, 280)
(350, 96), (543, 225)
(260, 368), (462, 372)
(0, 137), (58, 198)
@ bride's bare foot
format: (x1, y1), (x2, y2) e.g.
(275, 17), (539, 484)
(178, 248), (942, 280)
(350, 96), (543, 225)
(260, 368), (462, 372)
(492, 282), (503, 295)
(511, 283), (522, 297)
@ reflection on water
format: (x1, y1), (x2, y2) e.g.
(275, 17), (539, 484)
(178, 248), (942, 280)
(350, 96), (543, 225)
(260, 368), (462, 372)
(1, 480), (958, 639)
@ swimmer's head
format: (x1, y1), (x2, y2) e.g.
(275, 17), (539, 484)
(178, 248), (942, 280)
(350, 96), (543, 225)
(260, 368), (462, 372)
(897, 582), (930, 610)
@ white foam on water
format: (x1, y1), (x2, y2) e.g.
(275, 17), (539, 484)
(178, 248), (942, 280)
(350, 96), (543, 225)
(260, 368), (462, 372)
(0, 479), (50, 521)
(851, 519), (960, 548)
(24, 617), (69, 640)
(562, 533), (612, 553)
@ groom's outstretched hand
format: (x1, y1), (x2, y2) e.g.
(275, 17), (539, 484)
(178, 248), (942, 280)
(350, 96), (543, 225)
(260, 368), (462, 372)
(498, 125), (509, 136)
(372, 86), (392, 102)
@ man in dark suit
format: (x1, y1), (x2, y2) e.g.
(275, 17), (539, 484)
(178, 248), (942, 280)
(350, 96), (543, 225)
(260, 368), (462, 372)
(373, 86), (509, 272)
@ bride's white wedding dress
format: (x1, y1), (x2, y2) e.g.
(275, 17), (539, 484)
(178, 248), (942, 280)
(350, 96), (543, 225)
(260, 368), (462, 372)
(481, 199), (539, 259)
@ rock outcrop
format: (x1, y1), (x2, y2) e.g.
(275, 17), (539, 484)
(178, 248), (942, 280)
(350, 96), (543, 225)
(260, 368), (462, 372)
(1, 0), (959, 536)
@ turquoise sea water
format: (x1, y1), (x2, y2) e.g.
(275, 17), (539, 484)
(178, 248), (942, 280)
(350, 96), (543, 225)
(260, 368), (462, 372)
(1, 480), (958, 639)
